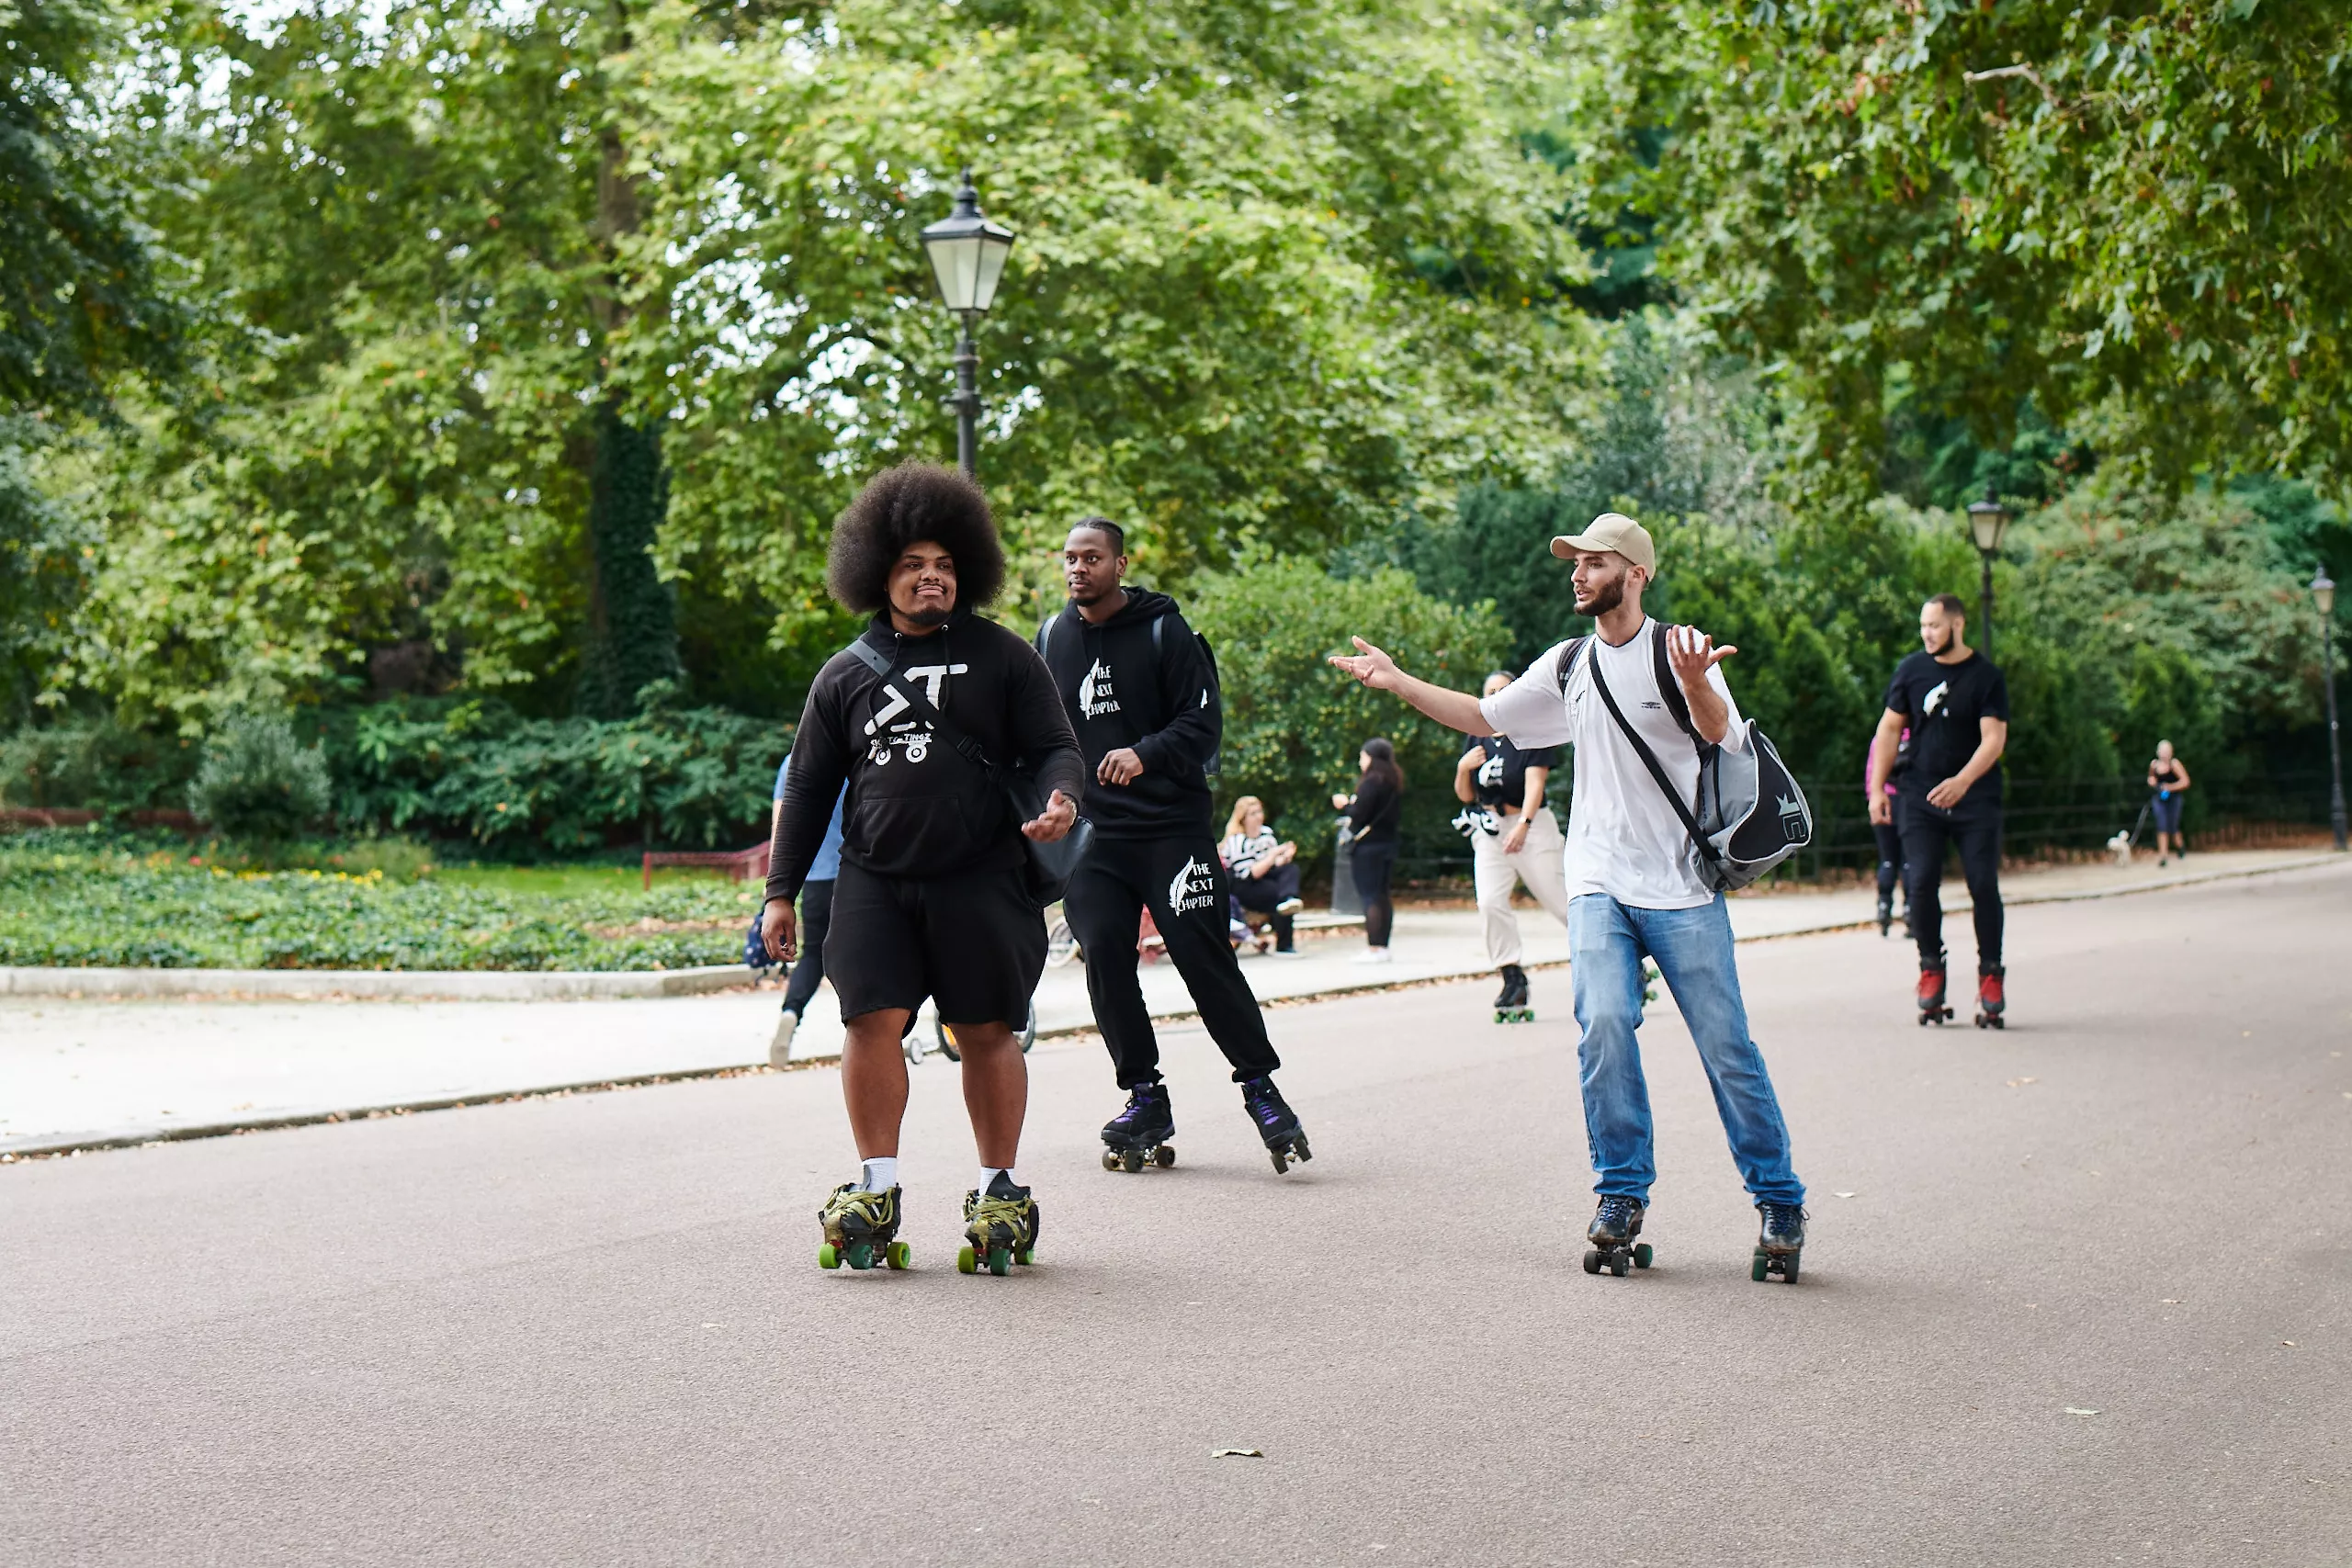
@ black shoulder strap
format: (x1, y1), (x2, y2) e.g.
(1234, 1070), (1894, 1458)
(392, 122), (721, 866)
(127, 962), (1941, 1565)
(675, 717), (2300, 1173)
(1554, 635), (1591, 694)
(1650, 621), (1697, 740)
(1589, 648), (1724, 875)
(1035, 614), (1057, 661)
(844, 635), (997, 776)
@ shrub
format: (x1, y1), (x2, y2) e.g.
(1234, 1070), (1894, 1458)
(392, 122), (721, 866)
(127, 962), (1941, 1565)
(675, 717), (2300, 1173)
(0, 718), (198, 813)
(187, 713), (333, 846)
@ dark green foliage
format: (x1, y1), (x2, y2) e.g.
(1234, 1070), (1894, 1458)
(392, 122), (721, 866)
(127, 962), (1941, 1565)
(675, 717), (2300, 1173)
(327, 696), (781, 853)
(187, 714), (333, 846)
(578, 403), (683, 718)
(0, 716), (198, 812)
(0, 835), (750, 970)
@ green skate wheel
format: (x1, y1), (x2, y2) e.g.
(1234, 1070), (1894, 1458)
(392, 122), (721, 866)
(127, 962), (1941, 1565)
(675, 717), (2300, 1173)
(1611, 1252), (1630, 1278)
(1015, 1247), (1035, 1266)
(957, 1244), (978, 1274)
(1154, 1145), (1176, 1168)
(1582, 1248), (1601, 1275)
(1781, 1254), (1801, 1283)
(886, 1241), (910, 1270)
(1750, 1249), (1770, 1282)
(1633, 1242), (1653, 1269)
(988, 1245), (1011, 1278)
(844, 1240), (873, 1270)
(818, 1243), (840, 1269)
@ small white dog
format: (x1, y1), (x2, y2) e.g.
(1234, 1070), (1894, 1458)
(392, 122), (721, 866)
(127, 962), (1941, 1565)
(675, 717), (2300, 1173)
(2106, 829), (2134, 867)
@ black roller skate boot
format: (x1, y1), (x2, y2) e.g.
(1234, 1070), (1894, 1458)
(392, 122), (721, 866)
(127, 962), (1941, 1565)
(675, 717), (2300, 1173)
(1582, 1194), (1652, 1277)
(958, 1172), (1039, 1278)
(1240, 1074), (1312, 1174)
(817, 1180), (909, 1271)
(1752, 1201), (1806, 1282)
(1874, 890), (1894, 938)
(1492, 964), (1533, 1024)
(1101, 1080), (1176, 1172)
(1974, 966), (2006, 1030)
(1916, 953), (1953, 1025)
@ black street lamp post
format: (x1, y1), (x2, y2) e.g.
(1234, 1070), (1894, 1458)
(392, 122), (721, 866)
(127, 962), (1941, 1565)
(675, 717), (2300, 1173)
(2316, 569), (2346, 852)
(1966, 485), (2012, 660)
(918, 170), (1017, 479)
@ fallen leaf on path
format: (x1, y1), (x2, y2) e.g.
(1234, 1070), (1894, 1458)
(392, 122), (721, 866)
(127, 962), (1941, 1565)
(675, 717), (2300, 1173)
(2281, 1340), (2297, 1348)
(2005, 1077), (2038, 1088)
(2064, 1408), (2100, 1417)
(1211, 1448), (1264, 1459)
(2161, 1299), (2183, 1304)
(1834, 1190), (1858, 1199)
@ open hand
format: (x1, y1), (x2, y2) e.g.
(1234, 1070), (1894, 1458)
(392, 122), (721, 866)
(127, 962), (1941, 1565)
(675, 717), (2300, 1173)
(1665, 625), (1737, 688)
(760, 898), (798, 964)
(1097, 747), (1145, 786)
(1023, 788), (1077, 843)
(1926, 775), (1973, 811)
(1327, 637), (1400, 691)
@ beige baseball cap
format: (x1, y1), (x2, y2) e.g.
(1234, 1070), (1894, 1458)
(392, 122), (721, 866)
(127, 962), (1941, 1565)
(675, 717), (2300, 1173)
(1551, 512), (1656, 573)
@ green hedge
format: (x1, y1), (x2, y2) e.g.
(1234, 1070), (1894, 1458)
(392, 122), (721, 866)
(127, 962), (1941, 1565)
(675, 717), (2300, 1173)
(0, 838), (755, 970)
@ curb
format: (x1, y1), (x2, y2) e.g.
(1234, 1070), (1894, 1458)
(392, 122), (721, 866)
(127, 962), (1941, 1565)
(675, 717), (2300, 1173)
(0, 964), (745, 1002)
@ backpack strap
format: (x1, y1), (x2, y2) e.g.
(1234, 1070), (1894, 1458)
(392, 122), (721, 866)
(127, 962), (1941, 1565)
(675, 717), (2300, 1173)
(1649, 620), (1698, 741)
(1035, 614), (1057, 662)
(1589, 648), (1724, 879)
(1553, 635), (1592, 694)
(844, 634), (995, 775)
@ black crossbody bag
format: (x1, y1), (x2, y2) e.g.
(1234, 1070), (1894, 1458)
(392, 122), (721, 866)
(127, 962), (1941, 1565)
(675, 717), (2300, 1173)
(844, 636), (1096, 905)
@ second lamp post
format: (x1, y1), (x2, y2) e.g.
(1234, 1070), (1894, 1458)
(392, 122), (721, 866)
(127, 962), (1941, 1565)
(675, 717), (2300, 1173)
(1966, 485), (2012, 660)
(919, 170), (1017, 479)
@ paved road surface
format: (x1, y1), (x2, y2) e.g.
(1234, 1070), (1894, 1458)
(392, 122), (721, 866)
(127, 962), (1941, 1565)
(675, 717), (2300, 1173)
(4, 864), (2348, 1565)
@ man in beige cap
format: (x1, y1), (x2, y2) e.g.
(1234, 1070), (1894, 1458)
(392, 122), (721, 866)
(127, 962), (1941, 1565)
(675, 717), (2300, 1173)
(1329, 513), (1809, 1282)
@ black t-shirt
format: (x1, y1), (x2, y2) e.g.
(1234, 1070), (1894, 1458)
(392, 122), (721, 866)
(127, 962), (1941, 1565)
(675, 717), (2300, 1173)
(1883, 650), (2009, 798)
(1463, 735), (1560, 810)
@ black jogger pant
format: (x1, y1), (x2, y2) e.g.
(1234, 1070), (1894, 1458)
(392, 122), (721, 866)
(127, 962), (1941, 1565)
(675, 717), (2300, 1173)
(781, 876), (835, 1018)
(1063, 832), (1282, 1089)
(1898, 794), (2003, 973)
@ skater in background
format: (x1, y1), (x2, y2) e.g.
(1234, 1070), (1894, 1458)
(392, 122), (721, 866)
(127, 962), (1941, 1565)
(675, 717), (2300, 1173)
(1329, 513), (1809, 1279)
(1454, 672), (1569, 1017)
(1864, 729), (1909, 940)
(1869, 592), (2009, 1027)
(1332, 738), (1403, 964)
(767, 750), (846, 1067)
(2145, 739), (2191, 864)
(763, 463), (1082, 1275)
(1221, 795), (1305, 954)
(1039, 520), (1312, 1175)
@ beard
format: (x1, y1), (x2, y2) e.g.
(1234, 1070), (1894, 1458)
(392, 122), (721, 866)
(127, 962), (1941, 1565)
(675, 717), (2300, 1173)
(1924, 625), (1953, 656)
(1575, 578), (1624, 619)
(1069, 581), (1116, 608)
(899, 600), (952, 629)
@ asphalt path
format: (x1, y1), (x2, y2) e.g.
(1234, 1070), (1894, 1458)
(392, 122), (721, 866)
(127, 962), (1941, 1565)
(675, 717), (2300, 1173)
(4, 864), (2348, 1566)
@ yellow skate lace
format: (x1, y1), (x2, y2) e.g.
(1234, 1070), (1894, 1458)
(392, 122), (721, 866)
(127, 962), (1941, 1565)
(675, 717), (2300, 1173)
(821, 1185), (896, 1238)
(964, 1192), (1031, 1241)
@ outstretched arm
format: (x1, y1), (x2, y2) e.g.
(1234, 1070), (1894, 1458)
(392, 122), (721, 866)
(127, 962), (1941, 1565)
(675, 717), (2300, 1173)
(1328, 637), (1495, 736)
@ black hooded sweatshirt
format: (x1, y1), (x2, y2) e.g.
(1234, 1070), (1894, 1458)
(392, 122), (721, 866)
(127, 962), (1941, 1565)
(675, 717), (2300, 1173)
(1035, 589), (1219, 840)
(764, 612), (1084, 905)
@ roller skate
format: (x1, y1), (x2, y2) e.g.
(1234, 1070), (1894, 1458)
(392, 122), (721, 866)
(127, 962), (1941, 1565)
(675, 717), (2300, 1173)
(1100, 1080), (1177, 1172)
(957, 1173), (1039, 1278)
(816, 1180), (909, 1271)
(1973, 966), (2006, 1030)
(1492, 964), (1533, 1023)
(1751, 1201), (1806, 1283)
(1916, 956), (1953, 1025)
(1582, 1194), (1653, 1278)
(1874, 891), (1894, 939)
(1240, 1074), (1312, 1174)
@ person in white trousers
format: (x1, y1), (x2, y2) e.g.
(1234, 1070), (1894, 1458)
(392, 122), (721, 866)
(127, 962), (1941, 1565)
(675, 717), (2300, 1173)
(1456, 671), (1570, 1017)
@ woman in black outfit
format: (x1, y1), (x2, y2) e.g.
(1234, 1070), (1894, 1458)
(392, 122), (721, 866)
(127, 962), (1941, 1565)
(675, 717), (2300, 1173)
(1331, 736), (1404, 964)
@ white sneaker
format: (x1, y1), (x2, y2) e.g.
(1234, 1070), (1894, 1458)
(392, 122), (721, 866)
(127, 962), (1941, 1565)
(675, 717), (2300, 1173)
(1275, 896), (1305, 915)
(1351, 947), (1393, 965)
(769, 1010), (799, 1068)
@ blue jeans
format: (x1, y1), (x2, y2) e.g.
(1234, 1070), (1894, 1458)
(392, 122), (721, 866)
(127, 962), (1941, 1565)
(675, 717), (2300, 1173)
(1568, 893), (1804, 1206)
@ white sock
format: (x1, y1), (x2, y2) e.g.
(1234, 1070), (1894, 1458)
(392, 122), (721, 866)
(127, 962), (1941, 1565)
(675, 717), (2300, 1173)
(858, 1157), (898, 1192)
(978, 1167), (1017, 1193)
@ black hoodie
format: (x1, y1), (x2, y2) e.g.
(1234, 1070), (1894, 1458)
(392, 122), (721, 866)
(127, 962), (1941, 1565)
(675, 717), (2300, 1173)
(764, 613), (1084, 904)
(1035, 589), (1220, 840)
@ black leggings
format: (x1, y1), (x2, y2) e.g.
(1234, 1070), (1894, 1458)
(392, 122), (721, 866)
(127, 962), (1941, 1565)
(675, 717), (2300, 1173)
(1872, 821), (1905, 900)
(1351, 840), (1398, 948)
(1898, 797), (2002, 973)
(783, 876), (834, 1017)
(1231, 862), (1300, 950)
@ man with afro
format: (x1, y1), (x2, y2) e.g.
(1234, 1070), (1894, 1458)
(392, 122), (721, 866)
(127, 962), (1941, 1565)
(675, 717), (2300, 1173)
(763, 462), (1085, 1276)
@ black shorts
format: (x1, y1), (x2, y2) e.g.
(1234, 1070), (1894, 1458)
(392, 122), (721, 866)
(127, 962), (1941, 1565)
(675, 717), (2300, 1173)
(822, 859), (1045, 1027)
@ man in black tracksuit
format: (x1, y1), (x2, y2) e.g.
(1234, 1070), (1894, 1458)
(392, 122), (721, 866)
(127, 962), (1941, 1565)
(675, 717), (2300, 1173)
(763, 464), (1084, 1274)
(1039, 518), (1312, 1175)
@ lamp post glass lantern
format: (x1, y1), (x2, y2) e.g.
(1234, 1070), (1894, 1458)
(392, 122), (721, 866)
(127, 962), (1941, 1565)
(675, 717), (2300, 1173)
(919, 170), (1016, 478)
(1965, 486), (2012, 660)
(2315, 569), (2346, 852)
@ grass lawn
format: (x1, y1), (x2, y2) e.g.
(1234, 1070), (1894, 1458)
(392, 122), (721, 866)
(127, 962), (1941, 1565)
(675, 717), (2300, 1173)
(0, 833), (765, 972)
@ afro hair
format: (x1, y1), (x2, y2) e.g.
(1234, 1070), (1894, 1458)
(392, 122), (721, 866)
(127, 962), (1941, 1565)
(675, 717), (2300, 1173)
(825, 462), (1007, 615)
